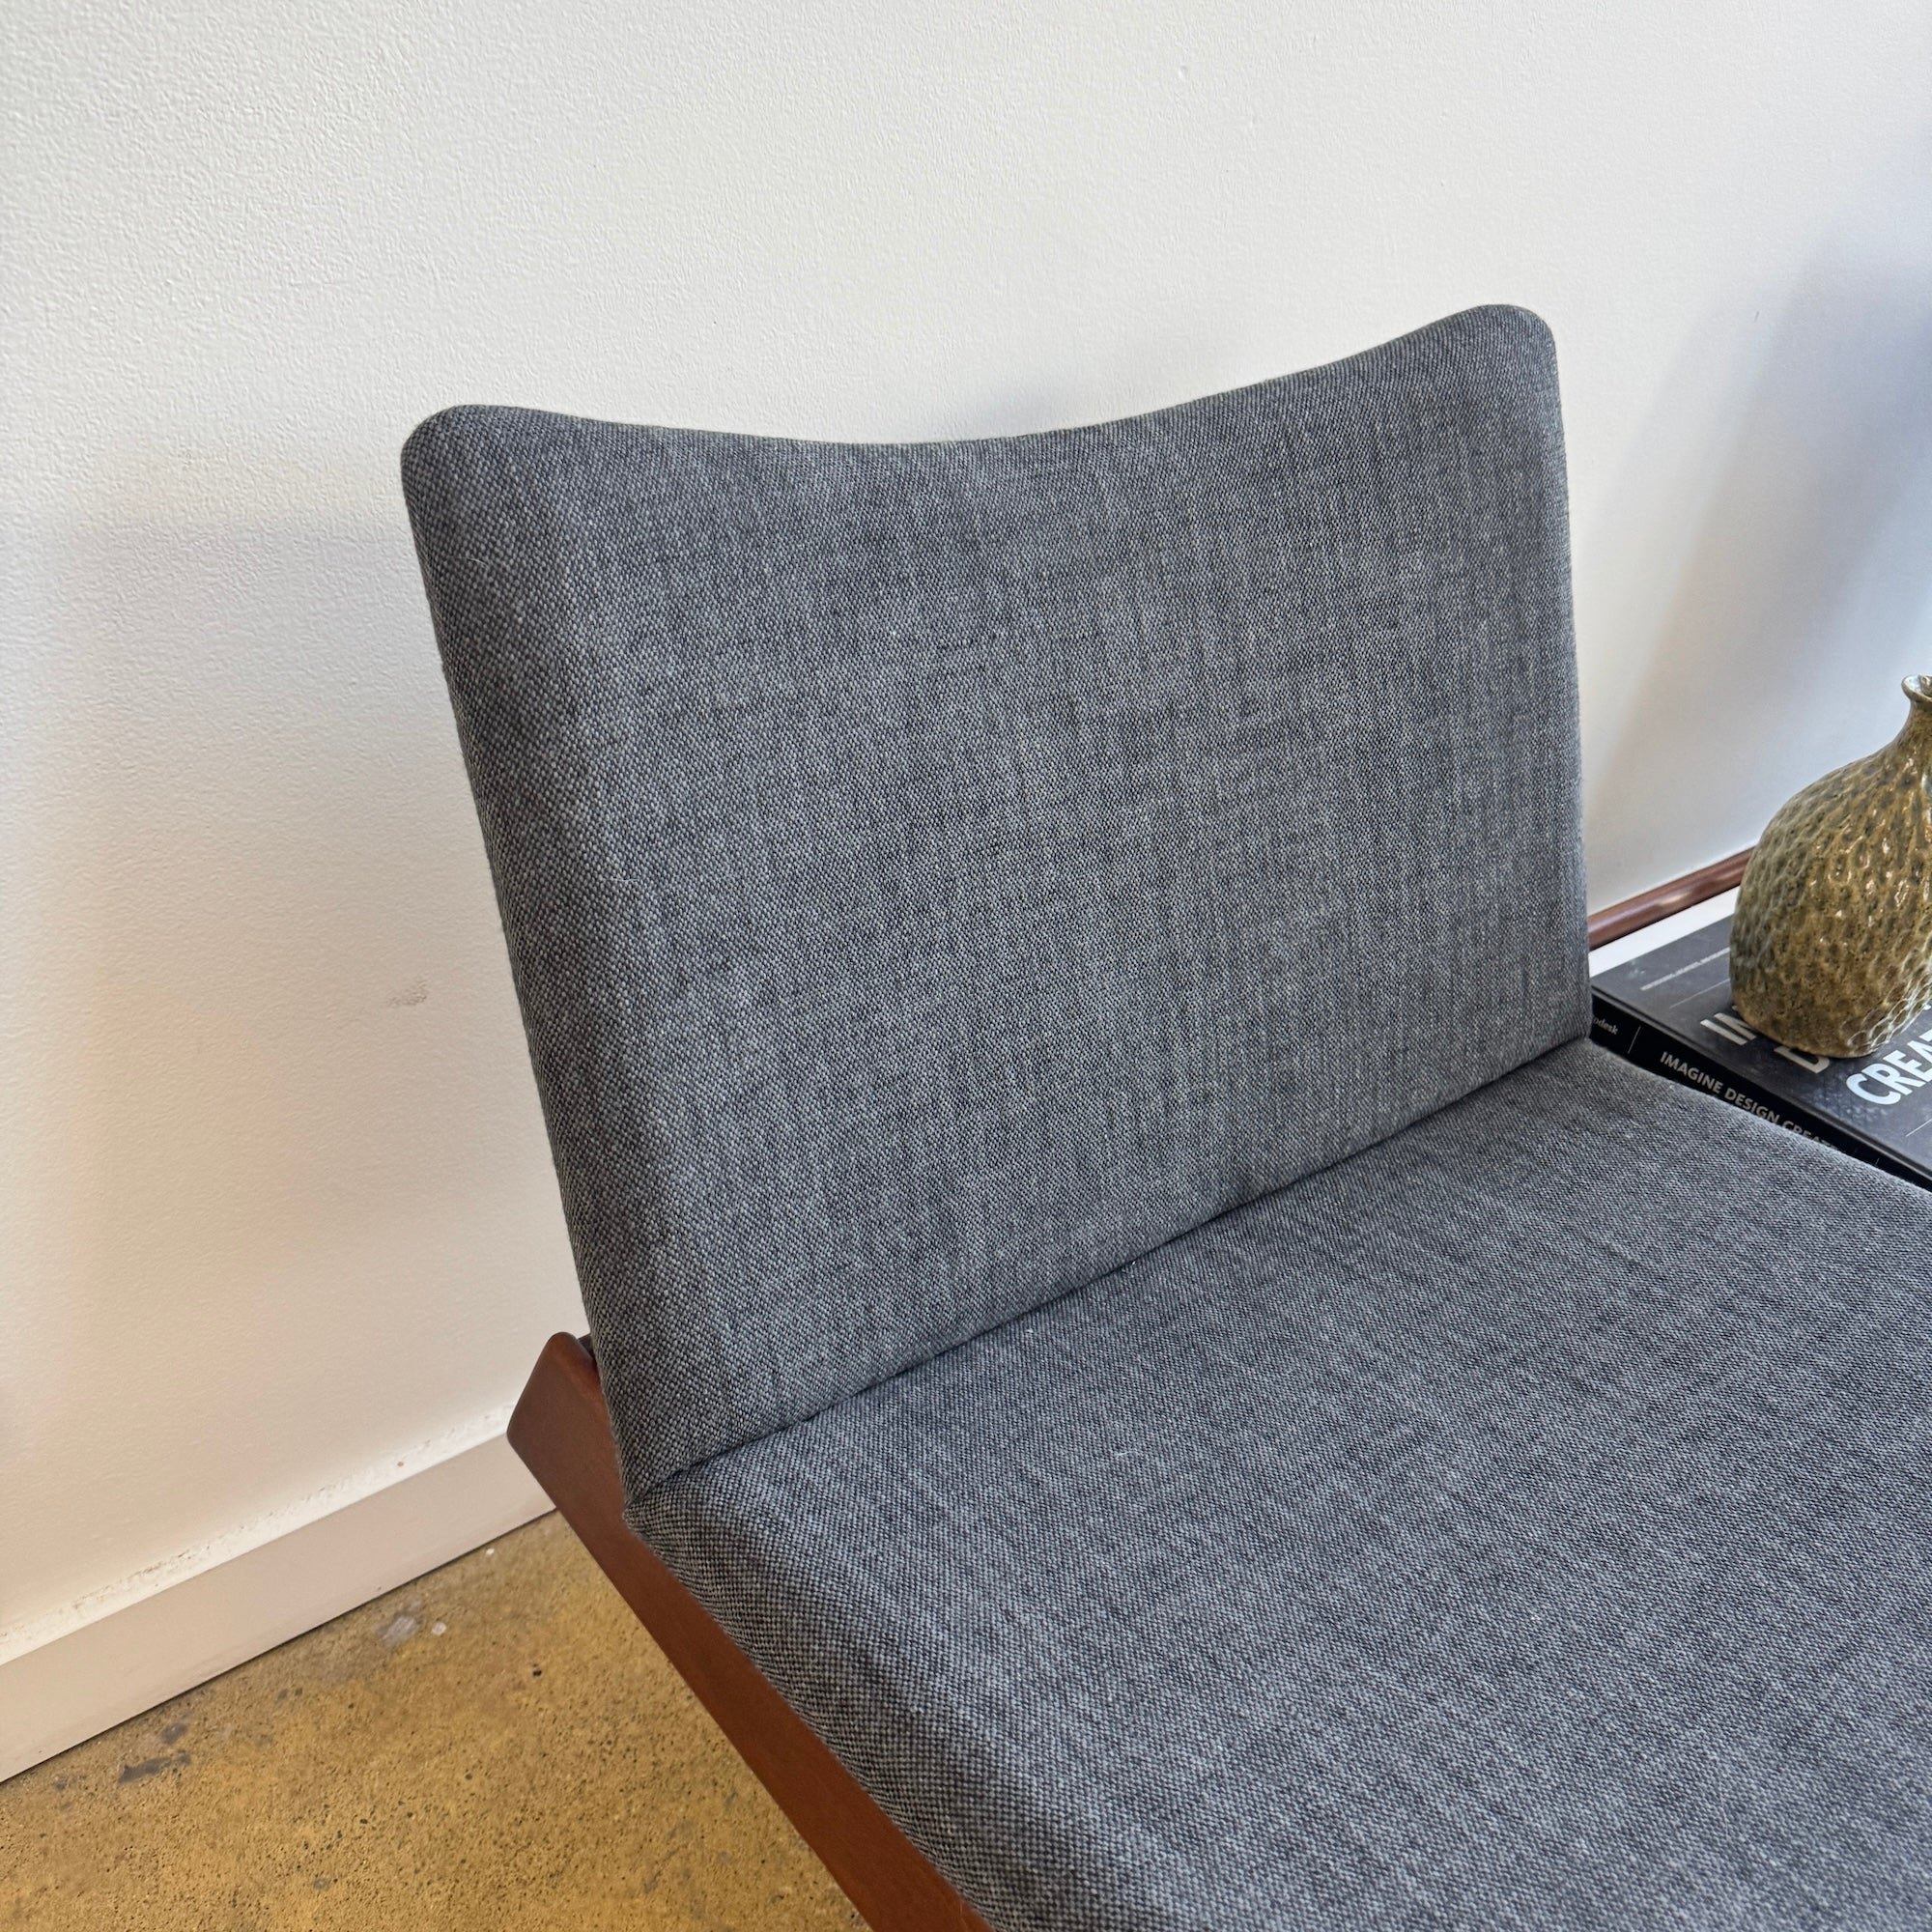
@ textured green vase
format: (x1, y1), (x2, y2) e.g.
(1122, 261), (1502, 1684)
(1730, 675), (1932, 1058)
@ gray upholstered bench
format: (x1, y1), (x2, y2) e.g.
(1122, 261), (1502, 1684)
(404, 307), (1932, 1931)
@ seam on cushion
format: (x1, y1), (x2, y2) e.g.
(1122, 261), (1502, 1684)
(621, 1030), (1593, 1521)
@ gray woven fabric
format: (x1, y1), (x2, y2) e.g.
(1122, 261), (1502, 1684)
(404, 305), (1586, 1489)
(638, 1041), (1932, 1932)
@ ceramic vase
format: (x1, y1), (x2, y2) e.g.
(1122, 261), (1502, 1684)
(1730, 675), (1932, 1058)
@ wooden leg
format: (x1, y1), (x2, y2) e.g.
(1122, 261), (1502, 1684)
(507, 1333), (993, 1932)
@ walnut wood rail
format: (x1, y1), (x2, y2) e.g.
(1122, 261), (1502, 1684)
(507, 1333), (992, 1932)
(1586, 847), (1752, 950)
(509, 852), (1754, 1929)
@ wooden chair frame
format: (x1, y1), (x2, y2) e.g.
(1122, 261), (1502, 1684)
(506, 849), (1752, 1932)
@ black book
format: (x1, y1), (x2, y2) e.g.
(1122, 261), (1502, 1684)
(1591, 914), (1932, 1190)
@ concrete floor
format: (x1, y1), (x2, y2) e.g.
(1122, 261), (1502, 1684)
(1, 1513), (864, 1929)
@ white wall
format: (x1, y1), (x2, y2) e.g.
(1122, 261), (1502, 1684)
(7, 0), (1932, 1731)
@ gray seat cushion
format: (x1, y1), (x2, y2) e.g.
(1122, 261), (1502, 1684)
(403, 304), (1586, 1491)
(636, 1042), (1932, 1932)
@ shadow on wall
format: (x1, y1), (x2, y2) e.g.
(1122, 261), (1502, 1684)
(5, 496), (576, 1626)
(1586, 256), (1932, 898)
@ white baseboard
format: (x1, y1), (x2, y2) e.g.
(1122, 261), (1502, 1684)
(0, 1422), (552, 1783)
(1588, 886), (1738, 975)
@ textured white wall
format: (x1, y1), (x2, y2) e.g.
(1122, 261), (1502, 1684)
(7, 0), (1932, 1647)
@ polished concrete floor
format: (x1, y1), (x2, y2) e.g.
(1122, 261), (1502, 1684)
(1, 1513), (864, 1929)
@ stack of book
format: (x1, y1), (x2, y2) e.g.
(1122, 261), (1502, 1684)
(1591, 914), (1932, 1191)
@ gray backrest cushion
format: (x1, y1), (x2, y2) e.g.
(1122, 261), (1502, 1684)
(404, 303), (1588, 1492)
